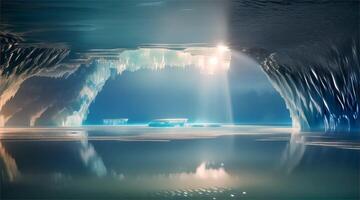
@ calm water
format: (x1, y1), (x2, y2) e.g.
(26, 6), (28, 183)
(0, 126), (359, 200)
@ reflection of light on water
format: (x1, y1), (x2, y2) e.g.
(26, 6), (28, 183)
(170, 162), (229, 180)
(145, 162), (246, 199)
(134, 161), (240, 192)
(197, 44), (233, 124)
(111, 170), (125, 180)
(153, 187), (248, 199)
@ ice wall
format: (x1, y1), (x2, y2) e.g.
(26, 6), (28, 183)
(57, 61), (113, 126)
(0, 32), (77, 126)
(260, 40), (359, 132)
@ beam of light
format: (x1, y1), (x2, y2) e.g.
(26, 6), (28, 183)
(197, 44), (231, 75)
(196, 44), (233, 124)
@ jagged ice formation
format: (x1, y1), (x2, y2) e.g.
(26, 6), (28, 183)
(0, 32), (76, 126)
(261, 39), (359, 133)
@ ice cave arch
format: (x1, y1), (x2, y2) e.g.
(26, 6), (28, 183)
(258, 39), (360, 133)
(1, 32), (359, 133)
(68, 39), (359, 133)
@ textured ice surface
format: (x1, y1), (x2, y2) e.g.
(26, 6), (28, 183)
(260, 39), (359, 132)
(0, 32), (74, 126)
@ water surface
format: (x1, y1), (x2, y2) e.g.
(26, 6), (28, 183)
(1, 126), (359, 199)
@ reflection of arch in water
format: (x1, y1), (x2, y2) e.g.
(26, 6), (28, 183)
(0, 142), (20, 182)
(280, 131), (360, 173)
(280, 133), (306, 174)
(79, 139), (107, 177)
(0, 134), (107, 181)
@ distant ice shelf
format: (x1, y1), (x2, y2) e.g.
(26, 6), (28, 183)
(190, 123), (222, 127)
(103, 118), (129, 125)
(148, 118), (188, 127)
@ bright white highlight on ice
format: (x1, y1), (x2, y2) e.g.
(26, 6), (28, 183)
(198, 44), (231, 75)
(87, 46), (231, 76)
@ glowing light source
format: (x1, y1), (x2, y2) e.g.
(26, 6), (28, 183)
(209, 56), (219, 65)
(217, 44), (229, 53)
(199, 44), (230, 75)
